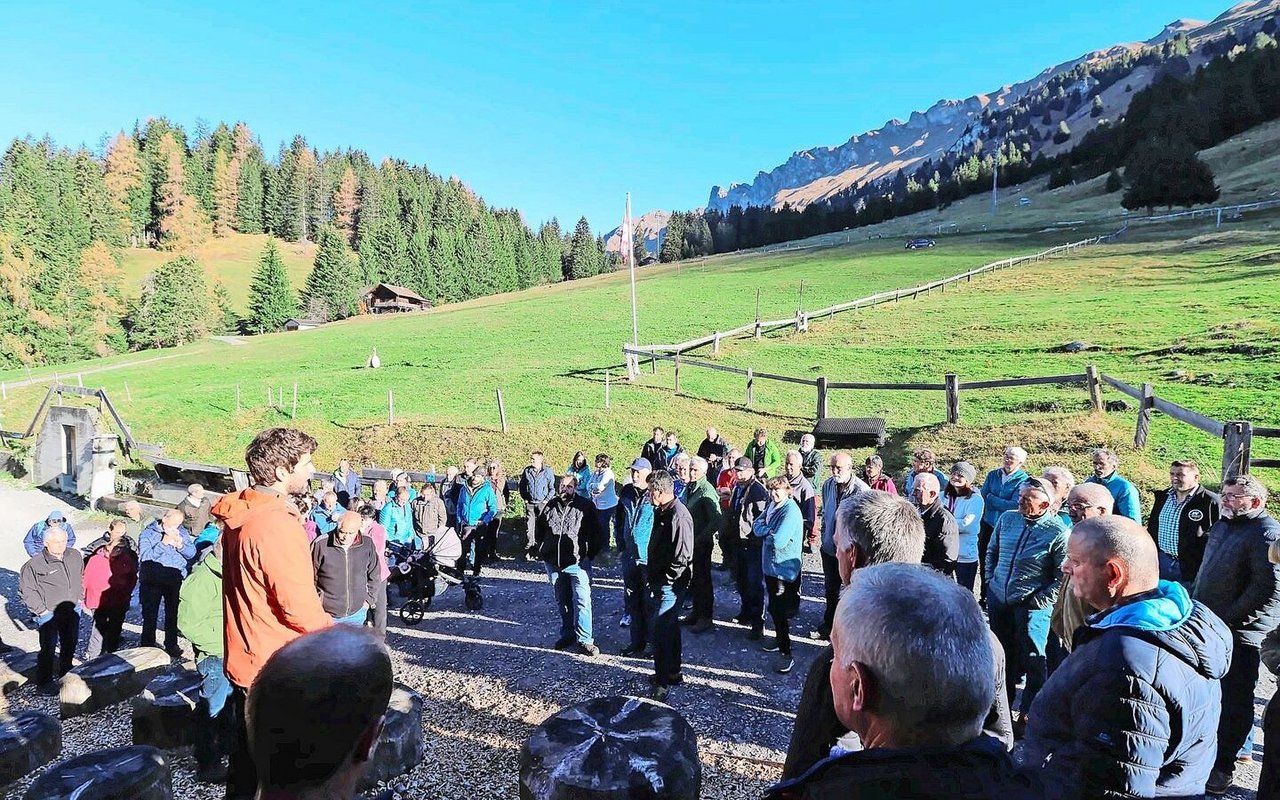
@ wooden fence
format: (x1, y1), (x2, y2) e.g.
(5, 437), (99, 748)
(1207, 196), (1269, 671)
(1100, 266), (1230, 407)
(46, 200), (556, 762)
(625, 230), (1122, 370)
(620, 348), (1276, 483)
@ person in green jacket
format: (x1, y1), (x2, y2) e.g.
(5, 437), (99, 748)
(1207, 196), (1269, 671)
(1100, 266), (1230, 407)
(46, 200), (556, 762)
(178, 536), (231, 784)
(682, 456), (724, 633)
(745, 428), (783, 480)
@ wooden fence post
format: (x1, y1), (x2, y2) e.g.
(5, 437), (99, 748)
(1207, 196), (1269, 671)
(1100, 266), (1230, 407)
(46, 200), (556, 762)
(125, 382), (132, 402)
(674, 352), (681, 394)
(945, 374), (960, 424)
(388, 390), (394, 425)
(713, 331), (721, 355)
(746, 368), (754, 409)
(1085, 365), (1102, 413)
(604, 370), (611, 409)
(754, 321), (762, 339)
(1134, 383), (1154, 448)
(267, 387), (272, 407)
(650, 355), (657, 375)
(291, 382), (298, 419)
(816, 376), (828, 421)
(496, 388), (508, 434)
(1221, 421), (1253, 481)
(235, 384), (241, 413)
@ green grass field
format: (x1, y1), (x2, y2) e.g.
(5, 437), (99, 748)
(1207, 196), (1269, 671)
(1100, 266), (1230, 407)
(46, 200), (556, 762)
(2, 214), (1277, 510)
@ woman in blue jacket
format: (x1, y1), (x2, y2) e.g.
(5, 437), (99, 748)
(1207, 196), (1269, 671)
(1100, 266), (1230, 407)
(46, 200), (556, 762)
(568, 452), (593, 500)
(753, 476), (803, 675)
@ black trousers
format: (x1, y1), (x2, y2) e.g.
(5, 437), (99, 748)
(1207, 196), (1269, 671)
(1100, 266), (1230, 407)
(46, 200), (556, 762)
(85, 605), (127, 660)
(765, 575), (801, 655)
(1216, 634), (1261, 773)
(977, 521), (994, 601)
(140, 572), (182, 651)
(225, 685), (256, 800)
(690, 538), (715, 621)
(1260, 691), (1278, 800)
(819, 551), (841, 635)
(36, 603), (79, 684)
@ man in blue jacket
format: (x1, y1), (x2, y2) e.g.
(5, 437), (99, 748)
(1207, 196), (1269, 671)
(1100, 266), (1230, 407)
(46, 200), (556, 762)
(138, 508), (197, 657)
(456, 467), (499, 576)
(978, 446), (1028, 603)
(1085, 448), (1142, 523)
(24, 509), (77, 556)
(1025, 515), (1230, 798)
(519, 451), (557, 555)
(617, 459), (654, 653)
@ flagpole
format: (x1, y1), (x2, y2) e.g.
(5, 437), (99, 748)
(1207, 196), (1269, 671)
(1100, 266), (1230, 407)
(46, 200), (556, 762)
(627, 193), (638, 347)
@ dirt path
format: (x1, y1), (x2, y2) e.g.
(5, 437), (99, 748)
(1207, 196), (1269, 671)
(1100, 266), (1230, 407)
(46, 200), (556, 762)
(0, 352), (189, 393)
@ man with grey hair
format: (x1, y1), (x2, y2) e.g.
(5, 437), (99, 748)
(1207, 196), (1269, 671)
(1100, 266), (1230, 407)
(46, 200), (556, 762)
(681, 456), (723, 633)
(911, 472), (958, 577)
(1085, 447), (1141, 523)
(816, 452), (869, 638)
(671, 451), (691, 497)
(1193, 474), (1280, 793)
(1026, 516), (1230, 798)
(1040, 466), (1075, 525)
(783, 450), (817, 551)
(797, 433), (820, 484)
(1048, 482), (1114, 675)
(769, 564), (1036, 799)
(19, 524), (83, 691)
(783, 491), (1013, 778)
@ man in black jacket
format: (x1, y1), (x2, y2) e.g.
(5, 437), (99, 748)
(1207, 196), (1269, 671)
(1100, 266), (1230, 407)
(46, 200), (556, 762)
(768, 563), (1036, 800)
(1147, 459), (1219, 585)
(311, 513), (379, 626)
(646, 471), (693, 700)
(19, 524), (83, 690)
(536, 475), (601, 657)
(783, 491), (1013, 779)
(1193, 474), (1280, 794)
(720, 457), (770, 638)
(640, 426), (665, 465)
(696, 427), (730, 481)
(911, 472), (959, 577)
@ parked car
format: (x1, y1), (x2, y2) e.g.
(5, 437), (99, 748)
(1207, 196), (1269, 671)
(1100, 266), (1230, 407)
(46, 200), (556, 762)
(905, 238), (936, 249)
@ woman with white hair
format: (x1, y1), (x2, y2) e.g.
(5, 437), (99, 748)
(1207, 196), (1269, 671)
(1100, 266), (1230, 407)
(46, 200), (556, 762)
(978, 446), (1029, 603)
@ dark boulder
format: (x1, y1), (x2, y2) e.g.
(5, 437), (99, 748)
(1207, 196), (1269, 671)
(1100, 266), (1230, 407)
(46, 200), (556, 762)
(1105, 399), (1131, 412)
(1060, 341), (1095, 353)
(0, 651), (40, 694)
(131, 665), (203, 749)
(359, 685), (424, 791)
(60, 647), (172, 720)
(22, 745), (171, 800)
(0, 711), (60, 787)
(520, 695), (700, 800)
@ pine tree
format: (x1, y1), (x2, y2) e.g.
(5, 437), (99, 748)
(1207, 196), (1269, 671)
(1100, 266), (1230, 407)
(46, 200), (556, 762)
(565, 216), (600, 279)
(103, 132), (149, 246)
(128, 255), (211, 349)
(1053, 121), (1072, 145)
(1122, 136), (1220, 213)
(332, 165), (359, 246)
(0, 232), (43, 366)
(1105, 169), (1123, 193)
(232, 123), (265, 233)
(1090, 96), (1105, 118)
(211, 281), (240, 335)
(304, 224), (361, 320)
(211, 149), (241, 236)
(155, 135), (210, 251)
(659, 212), (685, 263)
(73, 241), (126, 356)
(244, 238), (298, 333)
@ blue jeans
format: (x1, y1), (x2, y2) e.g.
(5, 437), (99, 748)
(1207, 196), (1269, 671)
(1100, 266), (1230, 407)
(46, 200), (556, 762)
(623, 560), (652, 650)
(652, 584), (685, 685)
(333, 607), (368, 627)
(194, 656), (232, 768)
(546, 563), (593, 645)
(988, 598), (1051, 714)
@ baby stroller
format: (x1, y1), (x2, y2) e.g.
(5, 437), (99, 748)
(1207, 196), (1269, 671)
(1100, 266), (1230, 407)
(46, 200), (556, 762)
(388, 528), (483, 625)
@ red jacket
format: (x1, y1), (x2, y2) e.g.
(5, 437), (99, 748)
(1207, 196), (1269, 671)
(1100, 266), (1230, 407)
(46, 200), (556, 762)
(82, 546), (138, 610)
(211, 487), (332, 688)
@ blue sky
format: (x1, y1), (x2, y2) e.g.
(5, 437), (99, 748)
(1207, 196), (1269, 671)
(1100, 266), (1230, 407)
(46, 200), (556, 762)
(0, 1), (1233, 233)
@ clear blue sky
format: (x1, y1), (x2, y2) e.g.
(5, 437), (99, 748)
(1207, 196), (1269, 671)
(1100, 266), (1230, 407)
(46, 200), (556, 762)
(0, 1), (1233, 234)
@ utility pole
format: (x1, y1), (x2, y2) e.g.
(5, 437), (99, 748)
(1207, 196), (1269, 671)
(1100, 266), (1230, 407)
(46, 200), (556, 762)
(991, 146), (999, 216)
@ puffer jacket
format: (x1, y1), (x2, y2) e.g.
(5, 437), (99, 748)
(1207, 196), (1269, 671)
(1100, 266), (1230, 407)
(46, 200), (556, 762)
(984, 510), (1068, 609)
(753, 499), (803, 582)
(177, 551), (223, 661)
(536, 495), (599, 570)
(1193, 510), (1280, 648)
(378, 499), (415, 545)
(1025, 581), (1231, 799)
(979, 467), (1028, 529)
(615, 483), (654, 564)
(456, 481), (499, 527)
(721, 478), (769, 545)
(1086, 472), (1142, 524)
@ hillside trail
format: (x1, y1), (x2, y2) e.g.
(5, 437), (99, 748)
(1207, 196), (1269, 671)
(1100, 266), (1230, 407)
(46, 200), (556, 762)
(0, 352), (189, 392)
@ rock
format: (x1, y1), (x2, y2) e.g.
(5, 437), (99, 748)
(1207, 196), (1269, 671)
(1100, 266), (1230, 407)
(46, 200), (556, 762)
(520, 695), (701, 800)
(359, 685), (424, 792)
(60, 647), (172, 720)
(1105, 399), (1130, 412)
(0, 651), (40, 694)
(131, 666), (203, 749)
(0, 711), (61, 787)
(22, 745), (171, 800)
(1061, 340), (1095, 353)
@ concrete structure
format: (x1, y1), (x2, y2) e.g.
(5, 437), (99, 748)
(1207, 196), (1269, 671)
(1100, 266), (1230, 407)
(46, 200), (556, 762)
(31, 406), (115, 499)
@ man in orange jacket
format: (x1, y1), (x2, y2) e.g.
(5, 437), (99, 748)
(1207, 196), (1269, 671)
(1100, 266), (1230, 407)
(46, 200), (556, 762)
(212, 427), (333, 800)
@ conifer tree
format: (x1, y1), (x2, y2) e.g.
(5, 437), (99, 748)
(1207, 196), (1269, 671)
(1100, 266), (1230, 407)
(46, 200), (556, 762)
(232, 123), (265, 234)
(211, 281), (240, 335)
(1053, 120), (1072, 145)
(0, 232), (43, 366)
(128, 255), (211, 348)
(244, 238), (298, 333)
(659, 212), (685, 263)
(103, 132), (149, 246)
(211, 149), (241, 236)
(155, 135), (210, 251)
(565, 216), (601, 279)
(73, 241), (126, 356)
(332, 165), (359, 246)
(1105, 168), (1123, 193)
(304, 224), (361, 320)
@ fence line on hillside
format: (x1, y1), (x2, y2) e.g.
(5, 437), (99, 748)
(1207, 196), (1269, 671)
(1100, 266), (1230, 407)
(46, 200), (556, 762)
(618, 349), (1275, 483)
(624, 231), (1122, 371)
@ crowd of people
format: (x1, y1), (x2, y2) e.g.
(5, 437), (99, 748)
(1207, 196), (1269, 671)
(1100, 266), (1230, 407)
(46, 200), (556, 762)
(11, 423), (1279, 799)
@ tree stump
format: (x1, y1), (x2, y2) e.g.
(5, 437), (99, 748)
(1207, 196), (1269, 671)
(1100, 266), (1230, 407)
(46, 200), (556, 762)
(0, 711), (61, 787)
(60, 647), (172, 720)
(358, 685), (424, 792)
(520, 695), (700, 800)
(22, 745), (171, 800)
(131, 665), (203, 749)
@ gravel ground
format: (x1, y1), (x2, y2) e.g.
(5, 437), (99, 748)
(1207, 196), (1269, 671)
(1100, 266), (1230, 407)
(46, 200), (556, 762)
(0, 481), (1270, 798)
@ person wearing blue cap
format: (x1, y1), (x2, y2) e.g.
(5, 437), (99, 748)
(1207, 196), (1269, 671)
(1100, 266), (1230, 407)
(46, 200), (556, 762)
(24, 510), (77, 556)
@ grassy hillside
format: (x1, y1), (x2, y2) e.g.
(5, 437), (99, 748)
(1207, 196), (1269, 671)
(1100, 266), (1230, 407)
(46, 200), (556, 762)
(117, 233), (317, 310)
(2, 215), (1278, 509)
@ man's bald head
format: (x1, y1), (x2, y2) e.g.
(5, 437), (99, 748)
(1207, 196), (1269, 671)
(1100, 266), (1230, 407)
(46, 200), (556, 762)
(1064, 516), (1160, 610)
(248, 626), (393, 793)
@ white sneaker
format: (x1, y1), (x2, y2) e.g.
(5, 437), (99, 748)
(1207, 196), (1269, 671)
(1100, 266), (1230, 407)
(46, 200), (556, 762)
(620, 614), (631, 628)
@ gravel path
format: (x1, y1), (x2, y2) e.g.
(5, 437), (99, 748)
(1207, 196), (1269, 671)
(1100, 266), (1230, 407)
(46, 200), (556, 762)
(0, 480), (1269, 798)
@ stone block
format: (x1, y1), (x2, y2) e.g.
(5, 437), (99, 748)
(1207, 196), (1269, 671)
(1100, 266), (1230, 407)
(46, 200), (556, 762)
(0, 651), (40, 694)
(520, 695), (701, 800)
(22, 745), (171, 800)
(358, 685), (424, 791)
(131, 665), (203, 749)
(60, 647), (172, 719)
(0, 711), (60, 787)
